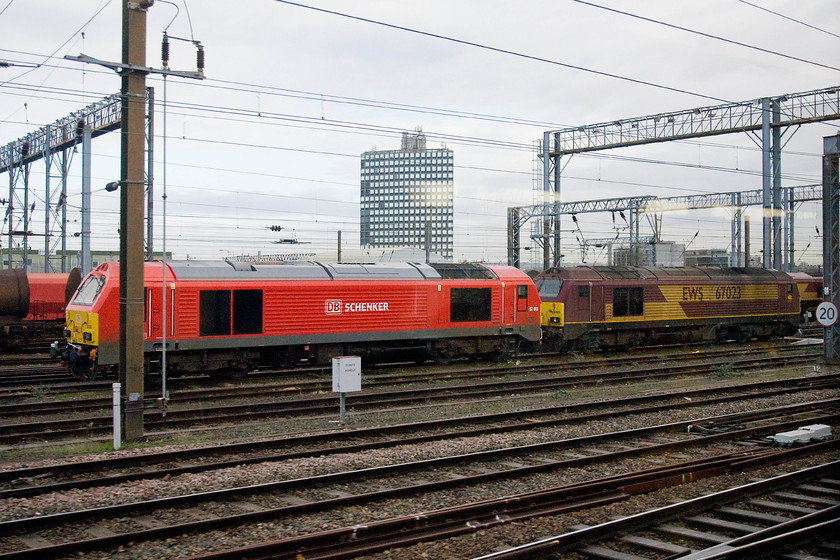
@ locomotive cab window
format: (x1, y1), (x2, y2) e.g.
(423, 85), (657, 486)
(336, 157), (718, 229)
(578, 285), (590, 299)
(450, 287), (491, 322)
(613, 287), (644, 317)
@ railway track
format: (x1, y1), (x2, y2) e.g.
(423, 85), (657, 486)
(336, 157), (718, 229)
(476, 460), (839, 560)
(0, 351), (829, 444)
(0, 339), (819, 393)
(2, 381), (837, 498)
(0, 400), (836, 559)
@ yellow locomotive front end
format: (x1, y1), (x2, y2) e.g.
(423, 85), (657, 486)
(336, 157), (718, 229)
(65, 309), (100, 347)
(51, 269), (110, 380)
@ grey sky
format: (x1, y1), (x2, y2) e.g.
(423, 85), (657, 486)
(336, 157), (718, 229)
(1, 0), (837, 264)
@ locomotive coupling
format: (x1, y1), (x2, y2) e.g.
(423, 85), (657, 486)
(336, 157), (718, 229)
(49, 340), (62, 359)
(51, 340), (88, 363)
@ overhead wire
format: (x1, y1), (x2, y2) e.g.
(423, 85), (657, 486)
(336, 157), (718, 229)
(271, 0), (731, 104)
(0, 50), (831, 158)
(0, 0), (114, 122)
(2, 3), (831, 260)
(736, 0), (840, 41)
(0, 0), (14, 17)
(571, 0), (840, 73)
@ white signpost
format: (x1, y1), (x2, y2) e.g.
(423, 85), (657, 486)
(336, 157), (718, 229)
(816, 301), (838, 328)
(332, 356), (362, 425)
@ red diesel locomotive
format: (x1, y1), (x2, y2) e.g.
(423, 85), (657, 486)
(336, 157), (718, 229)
(536, 266), (802, 353)
(54, 260), (541, 380)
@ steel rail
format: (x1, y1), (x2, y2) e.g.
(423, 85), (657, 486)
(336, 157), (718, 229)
(0, 406), (837, 559)
(180, 447), (840, 560)
(0, 353), (824, 443)
(473, 460), (840, 560)
(0, 339), (815, 392)
(2, 385), (837, 500)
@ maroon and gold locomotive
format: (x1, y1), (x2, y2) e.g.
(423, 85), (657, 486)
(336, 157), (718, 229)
(536, 266), (802, 353)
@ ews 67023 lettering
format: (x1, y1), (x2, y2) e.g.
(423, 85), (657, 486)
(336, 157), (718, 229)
(714, 286), (742, 300)
(682, 285), (742, 301)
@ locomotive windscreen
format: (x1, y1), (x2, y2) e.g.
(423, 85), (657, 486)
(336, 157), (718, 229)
(535, 277), (562, 299)
(71, 275), (106, 306)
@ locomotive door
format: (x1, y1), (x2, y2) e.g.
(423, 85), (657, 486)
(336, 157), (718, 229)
(503, 284), (529, 325)
(146, 284), (175, 340)
(590, 283), (604, 322)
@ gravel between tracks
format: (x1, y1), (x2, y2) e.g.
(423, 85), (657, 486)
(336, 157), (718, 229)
(0, 371), (836, 560)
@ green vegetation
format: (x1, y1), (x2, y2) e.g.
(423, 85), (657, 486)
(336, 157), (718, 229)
(26, 386), (49, 400)
(710, 363), (736, 378)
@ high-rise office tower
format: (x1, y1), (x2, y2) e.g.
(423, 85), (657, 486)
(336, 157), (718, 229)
(360, 130), (454, 260)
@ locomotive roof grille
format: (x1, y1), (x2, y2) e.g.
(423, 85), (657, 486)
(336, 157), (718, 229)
(538, 265), (796, 283)
(428, 262), (497, 280)
(164, 260), (446, 281)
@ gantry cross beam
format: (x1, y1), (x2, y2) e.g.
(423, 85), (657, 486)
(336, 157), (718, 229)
(536, 86), (839, 270)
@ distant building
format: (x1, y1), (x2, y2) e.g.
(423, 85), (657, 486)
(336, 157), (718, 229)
(684, 249), (731, 267)
(359, 130), (454, 260)
(612, 241), (685, 267)
(2, 249), (171, 273)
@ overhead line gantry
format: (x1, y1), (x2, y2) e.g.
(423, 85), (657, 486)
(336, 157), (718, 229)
(0, 90), (155, 274)
(528, 85), (839, 270)
(508, 184), (822, 269)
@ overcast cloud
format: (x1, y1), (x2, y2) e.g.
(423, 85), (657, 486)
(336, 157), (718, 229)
(1, 0), (838, 266)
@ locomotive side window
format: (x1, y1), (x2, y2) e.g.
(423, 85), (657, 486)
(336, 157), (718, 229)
(517, 285), (528, 312)
(450, 287), (491, 322)
(72, 275), (105, 306)
(233, 289), (263, 334)
(578, 285), (590, 299)
(200, 290), (231, 336)
(613, 287), (644, 317)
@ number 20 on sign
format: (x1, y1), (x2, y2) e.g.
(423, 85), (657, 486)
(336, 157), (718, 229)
(816, 301), (838, 327)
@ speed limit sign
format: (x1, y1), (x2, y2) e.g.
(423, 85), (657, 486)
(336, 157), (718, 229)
(816, 301), (838, 327)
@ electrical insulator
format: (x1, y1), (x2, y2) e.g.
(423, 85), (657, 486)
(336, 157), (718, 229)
(76, 119), (85, 138)
(269, 225), (284, 232)
(196, 43), (205, 72)
(161, 32), (170, 67)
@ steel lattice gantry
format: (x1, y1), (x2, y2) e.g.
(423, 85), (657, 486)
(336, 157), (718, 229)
(534, 85), (839, 270)
(0, 90), (154, 272)
(508, 184), (822, 269)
